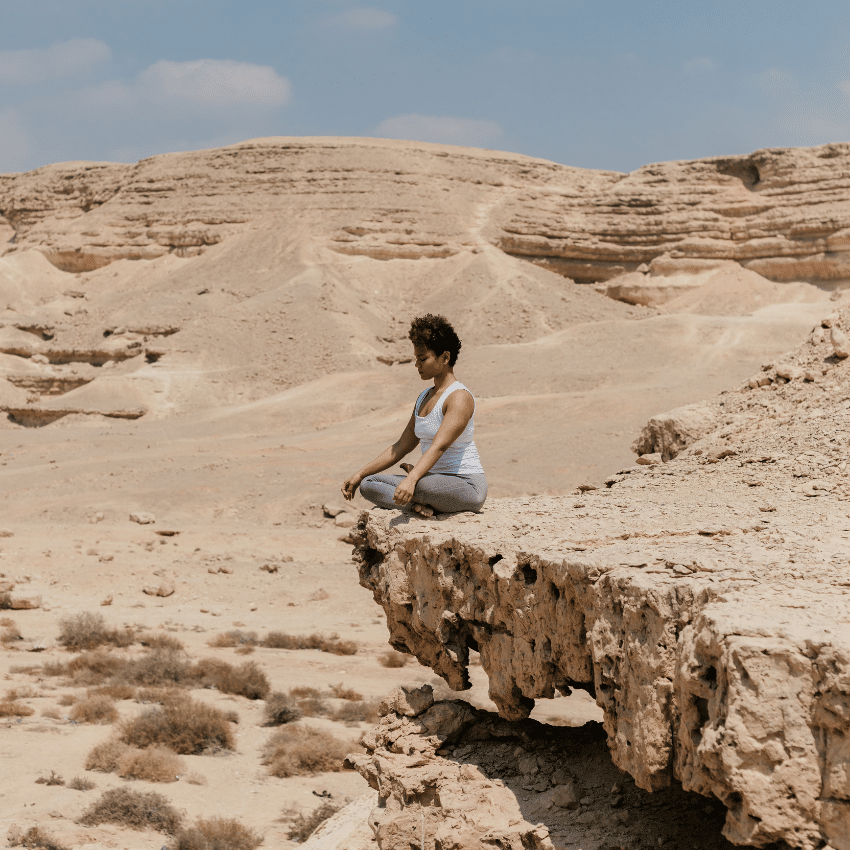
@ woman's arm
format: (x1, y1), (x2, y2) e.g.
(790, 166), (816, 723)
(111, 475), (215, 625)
(341, 413), (420, 501)
(391, 390), (474, 507)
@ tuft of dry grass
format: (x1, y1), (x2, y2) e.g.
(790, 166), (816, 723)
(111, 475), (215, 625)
(120, 648), (192, 687)
(135, 686), (177, 704)
(138, 632), (184, 651)
(57, 612), (134, 652)
(1, 618), (21, 644)
(58, 649), (126, 685)
(208, 630), (258, 648)
(7, 825), (70, 850)
(263, 692), (302, 726)
(261, 631), (358, 655)
(0, 592), (12, 610)
(78, 786), (183, 833)
(67, 776), (96, 791)
(89, 684), (135, 700)
(284, 802), (341, 842)
(170, 817), (263, 850)
(0, 701), (34, 717)
(118, 745), (184, 782)
(85, 739), (132, 772)
(69, 695), (119, 725)
(191, 658), (270, 700)
(35, 770), (64, 786)
(379, 650), (410, 668)
(262, 725), (353, 777)
(329, 684), (362, 701)
(185, 772), (206, 786)
(41, 707), (61, 719)
(331, 700), (380, 724)
(119, 696), (235, 754)
(235, 645), (254, 655)
(56, 694), (76, 706)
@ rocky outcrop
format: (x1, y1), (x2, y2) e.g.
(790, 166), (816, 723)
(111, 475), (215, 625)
(354, 306), (850, 849)
(4, 138), (850, 285)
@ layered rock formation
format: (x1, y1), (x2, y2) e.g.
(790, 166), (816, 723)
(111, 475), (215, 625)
(4, 138), (850, 284)
(354, 305), (850, 849)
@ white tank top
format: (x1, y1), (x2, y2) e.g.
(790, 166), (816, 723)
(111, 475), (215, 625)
(414, 381), (484, 475)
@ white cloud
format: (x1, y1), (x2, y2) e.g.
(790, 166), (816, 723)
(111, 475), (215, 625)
(137, 59), (291, 107)
(325, 7), (397, 30)
(375, 114), (503, 148)
(0, 109), (32, 172)
(0, 38), (111, 85)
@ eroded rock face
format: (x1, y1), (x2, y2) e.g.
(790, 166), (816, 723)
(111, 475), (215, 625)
(354, 306), (850, 849)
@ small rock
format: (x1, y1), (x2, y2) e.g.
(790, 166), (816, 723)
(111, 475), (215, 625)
(804, 371), (819, 382)
(142, 579), (175, 597)
(87, 511), (105, 524)
(334, 512), (356, 528)
(10, 595), (41, 610)
(831, 326), (850, 359)
(610, 793), (624, 807)
(248, 603), (257, 611)
(822, 314), (838, 328)
(576, 483), (598, 492)
(774, 363), (803, 380)
(129, 511), (156, 525)
(551, 781), (581, 809)
(579, 796), (593, 806)
(100, 595), (113, 606)
(0, 580), (15, 592)
(260, 563), (279, 573)
(378, 684), (434, 717)
(322, 503), (348, 518)
(98, 554), (113, 562)
(811, 326), (826, 344)
(636, 453), (662, 466)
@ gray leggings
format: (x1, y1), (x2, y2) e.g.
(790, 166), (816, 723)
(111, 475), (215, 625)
(360, 472), (488, 514)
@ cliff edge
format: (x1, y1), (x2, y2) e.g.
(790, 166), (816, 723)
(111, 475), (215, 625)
(354, 306), (850, 849)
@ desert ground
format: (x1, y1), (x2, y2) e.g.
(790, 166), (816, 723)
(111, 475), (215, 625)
(0, 137), (846, 849)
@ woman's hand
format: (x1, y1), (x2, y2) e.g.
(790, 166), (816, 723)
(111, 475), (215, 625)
(392, 475), (417, 507)
(341, 474), (362, 501)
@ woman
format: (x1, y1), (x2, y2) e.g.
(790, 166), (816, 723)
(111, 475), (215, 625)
(341, 314), (487, 516)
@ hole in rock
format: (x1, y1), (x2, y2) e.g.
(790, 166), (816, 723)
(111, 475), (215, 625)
(145, 352), (162, 364)
(362, 546), (382, 569)
(549, 582), (561, 600)
(520, 564), (537, 585)
(488, 554), (503, 567)
(716, 159), (761, 189)
(702, 666), (717, 684)
(695, 696), (710, 727)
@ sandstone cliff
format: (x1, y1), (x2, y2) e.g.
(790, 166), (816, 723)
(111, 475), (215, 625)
(354, 304), (850, 849)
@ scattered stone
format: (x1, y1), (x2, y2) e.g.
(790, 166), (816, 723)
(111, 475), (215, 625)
(98, 554), (113, 562)
(0, 580), (14, 592)
(378, 684), (434, 718)
(260, 563), (279, 573)
(100, 595), (113, 606)
(635, 453), (662, 466)
(831, 326), (850, 359)
(322, 503), (348, 518)
(86, 511), (105, 523)
(551, 780), (581, 809)
(129, 511), (156, 525)
(142, 579), (174, 597)
(334, 512), (356, 528)
(775, 362), (803, 380)
(9, 595), (41, 610)
(576, 483), (598, 491)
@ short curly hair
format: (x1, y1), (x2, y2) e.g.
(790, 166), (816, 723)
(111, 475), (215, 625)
(408, 314), (462, 367)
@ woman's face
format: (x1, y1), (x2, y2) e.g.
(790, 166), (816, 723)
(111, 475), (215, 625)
(413, 345), (449, 380)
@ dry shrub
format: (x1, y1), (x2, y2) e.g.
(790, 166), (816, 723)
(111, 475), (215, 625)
(261, 631), (358, 655)
(70, 695), (118, 724)
(56, 694), (76, 706)
(89, 684), (135, 700)
(294, 697), (328, 718)
(41, 707), (61, 719)
(329, 684), (362, 701)
(0, 592), (12, 610)
(5, 687), (39, 700)
(120, 648), (192, 687)
(1, 619), (21, 644)
(118, 745), (184, 782)
(0, 701), (34, 717)
(58, 612), (134, 652)
(67, 775), (96, 791)
(35, 770), (64, 786)
(263, 692), (301, 726)
(135, 687), (177, 704)
(285, 802), (341, 842)
(262, 725), (353, 777)
(0, 616), (14, 627)
(185, 772), (207, 786)
(7, 825), (70, 850)
(380, 650), (409, 668)
(171, 817), (263, 850)
(331, 700), (380, 724)
(85, 738), (132, 772)
(139, 632), (184, 651)
(191, 658), (270, 700)
(63, 649), (126, 685)
(79, 786), (183, 833)
(208, 630), (257, 648)
(289, 686), (322, 699)
(235, 645), (254, 655)
(120, 696), (235, 754)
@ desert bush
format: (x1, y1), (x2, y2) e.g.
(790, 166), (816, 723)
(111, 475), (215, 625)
(289, 686), (322, 699)
(331, 700), (380, 724)
(78, 786), (183, 833)
(170, 817), (263, 850)
(191, 658), (270, 700)
(0, 592), (12, 609)
(56, 694), (76, 706)
(119, 648), (192, 687)
(135, 687), (178, 704)
(63, 649), (126, 685)
(118, 745), (184, 782)
(208, 630), (257, 648)
(41, 707), (61, 719)
(67, 775), (96, 791)
(120, 697), (235, 754)
(185, 772), (206, 786)
(35, 770), (64, 786)
(0, 701), (34, 717)
(1, 619), (21, 644)
(262, 725), (353, 777)
(329, 684), (362, 701)
(379, 650), (410, 668)
(85, 738), (132, 772)
(89, 684), (135, 700)
(139, 632), (184, 651)
(285, 802), (340, 842)
(70, 695), (119, 725)
(235, 645), (254, 655)
(263, 692), (301, 726)
(7, 825), (70, 850)
(261, 631), (357, 655)
(57, 612), (134, 652)
(5, 687), (39, 700)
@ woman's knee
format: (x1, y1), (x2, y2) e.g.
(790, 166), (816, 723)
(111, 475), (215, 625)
(359, 475), (382, 502)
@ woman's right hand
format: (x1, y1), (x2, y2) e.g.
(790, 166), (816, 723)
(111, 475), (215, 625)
(341, 475), (361, 501)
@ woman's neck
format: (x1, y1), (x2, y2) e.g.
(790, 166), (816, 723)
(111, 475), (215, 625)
(432, 370), (456, 393)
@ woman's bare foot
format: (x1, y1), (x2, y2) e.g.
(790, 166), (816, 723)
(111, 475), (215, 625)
(400, 463), (414, 474)
(411, 502), (434, 517)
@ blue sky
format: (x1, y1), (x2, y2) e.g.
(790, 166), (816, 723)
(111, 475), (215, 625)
(2, 0), (850, 174)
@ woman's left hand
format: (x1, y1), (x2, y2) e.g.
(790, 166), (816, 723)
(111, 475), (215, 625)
(392, 475), (417, 506)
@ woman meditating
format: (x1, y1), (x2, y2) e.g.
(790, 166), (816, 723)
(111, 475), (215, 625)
(341, 314), (487, 516)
